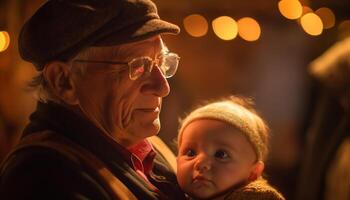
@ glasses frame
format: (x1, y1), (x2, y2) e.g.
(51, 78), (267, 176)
(72, 52), (180, 80)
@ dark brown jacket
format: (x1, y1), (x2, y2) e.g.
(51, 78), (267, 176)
(0, 102), (186, 200)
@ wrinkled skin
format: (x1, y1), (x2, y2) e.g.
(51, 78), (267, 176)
(71, 36), (170, 147)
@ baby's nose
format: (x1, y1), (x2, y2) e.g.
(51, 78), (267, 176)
(194, 156), (211, 172)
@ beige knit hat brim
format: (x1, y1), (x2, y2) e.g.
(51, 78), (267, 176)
(178, 101), (267, 161)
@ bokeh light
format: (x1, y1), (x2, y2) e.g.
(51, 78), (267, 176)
(315, 7), (335, 29)
(339, 20), (350, 31)
(278, 0), (303, 20)
(297, 6), (313, 24)
(338, 20), (350, 38)
(183, 14), (209, 37)
(0, 31), (10, 52)
(302, 6), (313, 14)
(237, 17), (261, 42)
(300, 13), (323, 36)
(212, 16), (238, 40)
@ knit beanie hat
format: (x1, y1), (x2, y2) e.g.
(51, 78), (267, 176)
(178, 98), (269, 161)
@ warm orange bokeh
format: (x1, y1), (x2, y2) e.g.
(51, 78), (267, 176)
(183, 14), (208, 37)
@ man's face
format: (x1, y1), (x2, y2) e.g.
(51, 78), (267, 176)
(177, 119), (258, 199)
(71, 36), (170, 146)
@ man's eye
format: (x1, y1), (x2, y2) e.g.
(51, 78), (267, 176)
(215, 150), (229, 160)
(185, 149), (196, 157)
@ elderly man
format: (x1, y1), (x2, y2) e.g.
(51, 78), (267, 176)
(0, 0), (185, 199)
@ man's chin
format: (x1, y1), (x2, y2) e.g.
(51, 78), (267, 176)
(145, 120), (161, 136)
(134, 119), (161, 138)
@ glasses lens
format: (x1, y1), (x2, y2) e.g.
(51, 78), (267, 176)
(160, 53), (180, 78)
(129, 57), (152, 80)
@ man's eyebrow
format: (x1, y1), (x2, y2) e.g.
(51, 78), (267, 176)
(112, 48), (146, 61)
(112, 38), (169, 60)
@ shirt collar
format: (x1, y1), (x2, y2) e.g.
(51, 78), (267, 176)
(127, 139), (156, 175)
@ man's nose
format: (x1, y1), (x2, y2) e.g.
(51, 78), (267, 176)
(140, 64), (170, 97)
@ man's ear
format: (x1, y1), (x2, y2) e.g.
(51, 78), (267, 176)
(248, 161), (265, 181)
(43, 61), (79, 105)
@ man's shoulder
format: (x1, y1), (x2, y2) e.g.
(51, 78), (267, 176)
(0, 134), (111, 200)
(1, 142), (84, 173)
(1, 131), (91, 178)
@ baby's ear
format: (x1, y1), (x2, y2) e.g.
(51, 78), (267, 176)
(248, 161), (264, 181)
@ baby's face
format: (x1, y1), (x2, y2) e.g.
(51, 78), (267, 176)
(177, 119), (259, 199)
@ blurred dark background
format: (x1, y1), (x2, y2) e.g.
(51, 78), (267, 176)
(1, 0), (350, 199)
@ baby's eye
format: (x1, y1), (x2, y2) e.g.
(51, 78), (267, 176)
(214, 150), (229, 160)
(185, 149), (196, 157)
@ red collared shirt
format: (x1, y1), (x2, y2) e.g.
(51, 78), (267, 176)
(127, 139), (157, 186)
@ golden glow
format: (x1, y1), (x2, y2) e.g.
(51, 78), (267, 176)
(339, 20), (350, 31)
(302, 6), (313, 14)
(0, 31), (10, 52)
(315, 7), (335, 29)
(237, 17), (261, 42)
(297, 6), (313, 24)
(212, 16), (238, 40)
(278, 0), (303, 20)
(300, 13), (323, 36)
(183, 14), (208, 37)
(338, 20), (350, 38)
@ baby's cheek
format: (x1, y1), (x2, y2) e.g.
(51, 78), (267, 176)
(176, 161), (192, 188)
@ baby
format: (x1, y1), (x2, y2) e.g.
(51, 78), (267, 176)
(176, 96), (285, 200)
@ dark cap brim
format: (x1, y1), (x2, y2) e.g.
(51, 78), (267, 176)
(95, 18), (180, 46)
(52, 18), (180, 68)
(19, 0), (180, 70)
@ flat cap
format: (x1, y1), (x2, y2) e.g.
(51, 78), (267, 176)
(19, 0), (180, 70)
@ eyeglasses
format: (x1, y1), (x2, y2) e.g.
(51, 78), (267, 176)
(73, 52), (180, 81)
